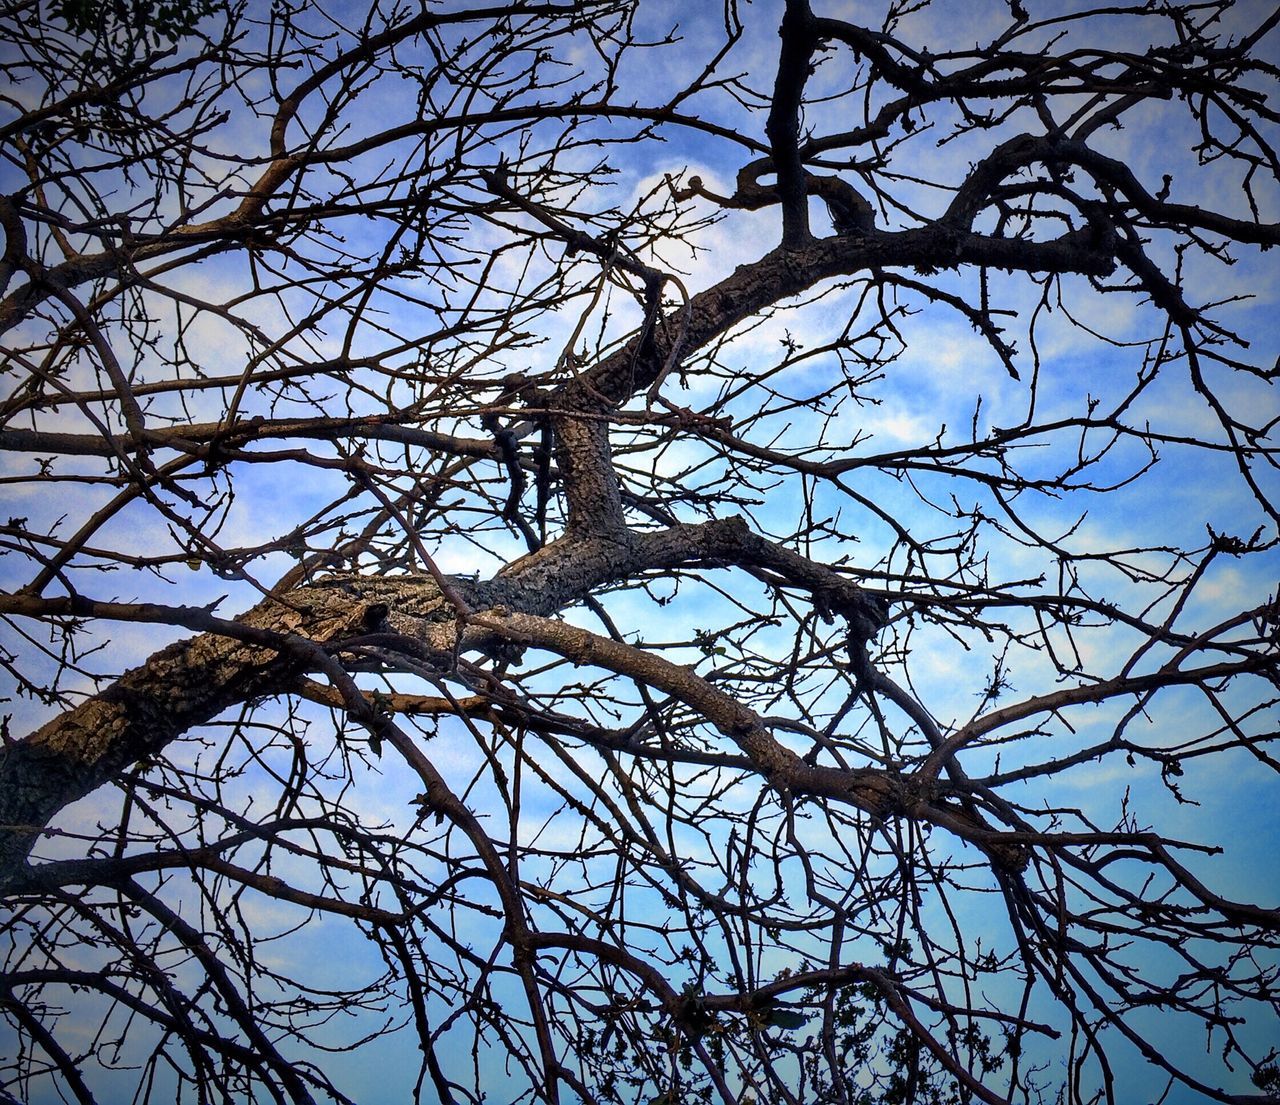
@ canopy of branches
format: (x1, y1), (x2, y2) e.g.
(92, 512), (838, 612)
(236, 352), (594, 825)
(1, 1), (1278, 1103)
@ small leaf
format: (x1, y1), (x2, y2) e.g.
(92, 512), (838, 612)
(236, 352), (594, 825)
(765, 1010), (809, 1031)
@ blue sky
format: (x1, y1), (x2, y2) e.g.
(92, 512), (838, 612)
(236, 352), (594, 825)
(2, 1), (1279, 1103)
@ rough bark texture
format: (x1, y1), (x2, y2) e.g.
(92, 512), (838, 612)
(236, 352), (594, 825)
(1, 515), (891, 882)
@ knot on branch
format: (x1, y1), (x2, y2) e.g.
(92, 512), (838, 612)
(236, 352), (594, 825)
(821, 588), (888, 641)
(987, 839), (1031, 874)
(677, 162), (876, 238)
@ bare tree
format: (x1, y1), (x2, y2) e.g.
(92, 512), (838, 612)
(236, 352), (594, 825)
(1, 0), (1278, 1102)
